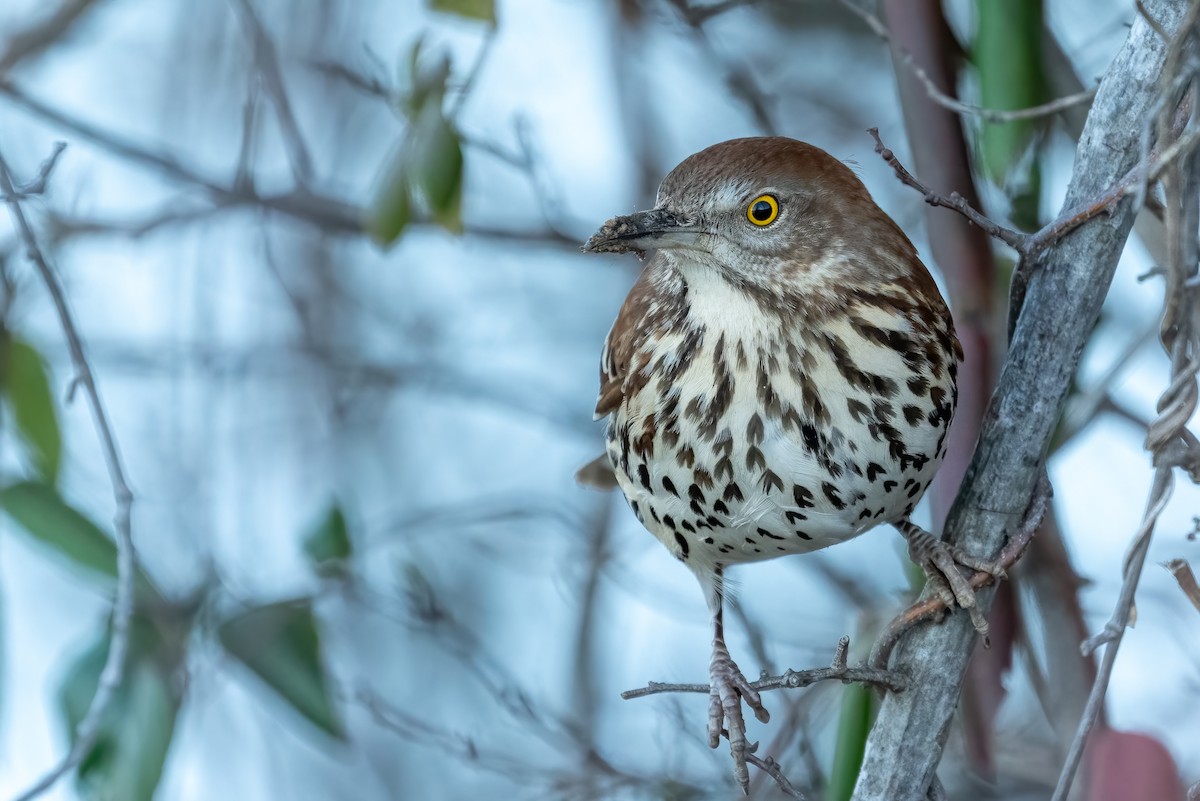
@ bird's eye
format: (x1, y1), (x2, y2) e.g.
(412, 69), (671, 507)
(746, 195), (779, 226)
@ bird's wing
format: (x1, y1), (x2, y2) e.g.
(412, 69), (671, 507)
(577, 268), (658, 490)
(594, 267), (655, 419)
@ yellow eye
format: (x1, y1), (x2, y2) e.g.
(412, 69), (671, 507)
(746, 194), (779, 226)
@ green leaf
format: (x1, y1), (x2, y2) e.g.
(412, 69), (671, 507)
(365, 109), (464, 244)
(303, 504), (352, 577)
(218, 599), (344, 739)
(429, 0), (495, 24)
(1, 336), (62, 484)
(826, 680), (876, 801)
(365, 146), (414, 247)
(58, 617), (182, 801)
(2, 480), (120, 580)
(429, 172), (463, 234)
(1, 481), (162, 602)
(412, 109), (463, 232)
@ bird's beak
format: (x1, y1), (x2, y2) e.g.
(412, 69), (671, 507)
(582, 208), (703, 254)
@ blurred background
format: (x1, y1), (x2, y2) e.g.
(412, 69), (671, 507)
(0, 0), (1197, 799)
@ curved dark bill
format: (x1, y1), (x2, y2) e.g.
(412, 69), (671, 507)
(582, 208), (695, 254)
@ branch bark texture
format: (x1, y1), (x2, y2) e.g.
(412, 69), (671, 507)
(852, 3), (1186, 799)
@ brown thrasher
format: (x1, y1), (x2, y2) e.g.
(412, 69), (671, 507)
(581, 137), (1001, 792)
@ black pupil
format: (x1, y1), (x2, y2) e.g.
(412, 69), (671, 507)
(751, 200), (773, 221)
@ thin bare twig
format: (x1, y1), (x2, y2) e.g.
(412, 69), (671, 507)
(229, 0), (314, 185)
(840, 0), (1095, 123)
(745, 751), (806, 800)
(868, 127), (1026, 249)
(623, 636), (908, 700)
(0, 148), (137, 801)
(1162, 558), (1200, 613)
(667, 0), (777, 134)
(447, 26), (497, 120)
(871, 123), (1200, 265)
(1054, 320), (1161, 448)
(0, 81), (580, 249)
(0, 0), (99, 73)
(0, 141), (66, 200)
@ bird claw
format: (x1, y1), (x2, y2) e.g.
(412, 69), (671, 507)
(905, 527), (1005, 635)
(708, 641), (769, 794)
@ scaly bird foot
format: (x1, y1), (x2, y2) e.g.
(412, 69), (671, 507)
(901, 521), (1006, 635)
(708, 639), (770, 794)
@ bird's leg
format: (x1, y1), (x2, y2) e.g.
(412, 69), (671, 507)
(897, 518), (1006, 635)
(701, 566), (769, 795)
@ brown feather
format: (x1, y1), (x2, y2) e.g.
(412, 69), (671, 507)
(595, 267), (657, 418)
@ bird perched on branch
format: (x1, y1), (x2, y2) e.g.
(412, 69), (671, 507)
(581, 136), (1002, 792)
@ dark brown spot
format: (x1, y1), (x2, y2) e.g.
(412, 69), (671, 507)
(633, 424), (654, 459)
(674, 532), (689, 557)
(715, 457), (734, 481)
(676, 446), (695, 468)
(746, 413), (764, 444)
(663, 476), (679, 497)
(822, 481), (846, 510)
(793, 485), (815, 508)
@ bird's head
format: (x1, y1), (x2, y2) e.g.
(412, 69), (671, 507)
(583, 136), (921, 298)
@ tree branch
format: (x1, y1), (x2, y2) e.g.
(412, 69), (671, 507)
(839, 0), (1095, 123)
(851, 3), (1189, 799)
(1051, 17), (1200, 794)
(0, 147), (138, 801)
(0, 0), (100, 74)
(0, 80), (580, 249)
(229, 0), (314, 186)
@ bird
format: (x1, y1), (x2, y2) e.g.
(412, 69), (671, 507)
(580, 136), (1002, 792)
